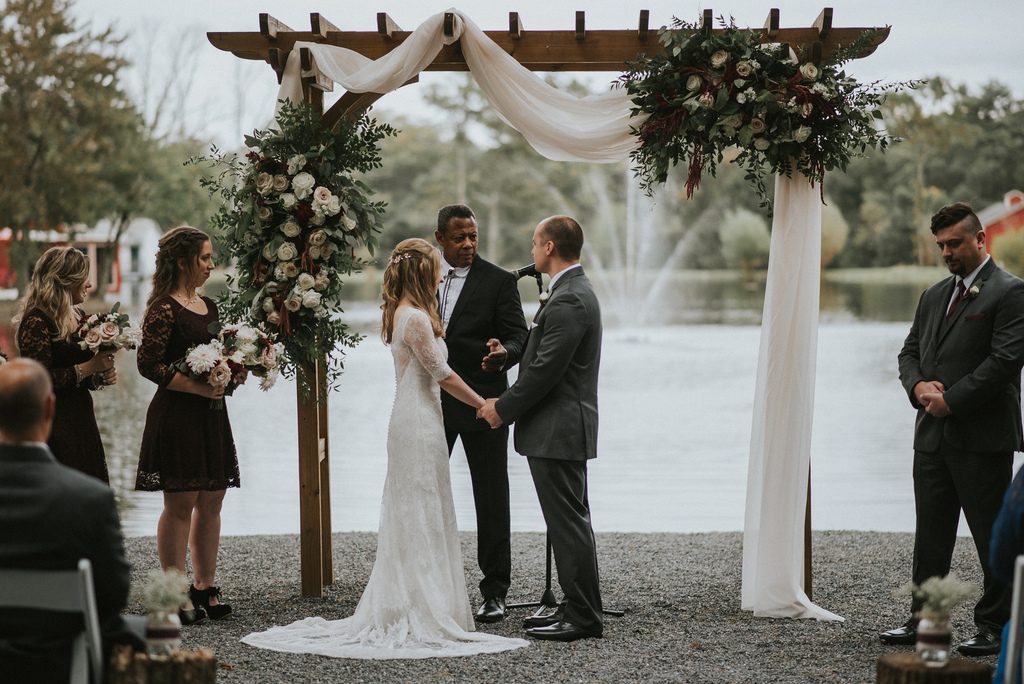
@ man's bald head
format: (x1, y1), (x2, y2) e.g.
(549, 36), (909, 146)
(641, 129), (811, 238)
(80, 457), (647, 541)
(0, 358), (54, 443)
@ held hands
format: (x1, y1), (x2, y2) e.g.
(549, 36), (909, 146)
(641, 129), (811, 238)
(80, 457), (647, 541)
(480, 338), (507, 372)
(915, 380), (951, 417)
(477, 398), (503, 428)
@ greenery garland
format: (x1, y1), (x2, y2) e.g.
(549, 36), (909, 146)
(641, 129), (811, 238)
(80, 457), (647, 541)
(618, 16), (919, 208)
(192, 101), (396, 389)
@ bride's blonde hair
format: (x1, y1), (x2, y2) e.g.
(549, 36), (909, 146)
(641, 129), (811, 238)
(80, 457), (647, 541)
(381, 238), (444, 344)
(12, 246), (90, 340)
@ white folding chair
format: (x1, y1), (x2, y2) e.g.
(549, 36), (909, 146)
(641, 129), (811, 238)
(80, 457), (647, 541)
(1006, 555), (1024, 684)
(0, 558), (103, 684)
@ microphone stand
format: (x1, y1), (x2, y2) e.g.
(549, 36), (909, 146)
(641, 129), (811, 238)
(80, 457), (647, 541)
(506, 267), (624, 620)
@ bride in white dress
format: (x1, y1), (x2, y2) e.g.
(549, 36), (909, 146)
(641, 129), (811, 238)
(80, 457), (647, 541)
(242, 238), (528, 659)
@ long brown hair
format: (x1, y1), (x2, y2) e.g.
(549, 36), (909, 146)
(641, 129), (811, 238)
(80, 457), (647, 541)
(12, 246), (90, 340)
(147, 225), (211, 309)
(381, 238), (443, 344)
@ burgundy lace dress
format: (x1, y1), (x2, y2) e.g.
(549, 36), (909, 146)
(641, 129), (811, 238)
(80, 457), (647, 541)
(16, 307), (108, 482)
(135, 296), (239, 492)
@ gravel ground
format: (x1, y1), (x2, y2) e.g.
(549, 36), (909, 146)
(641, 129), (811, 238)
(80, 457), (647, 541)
(124, 531), (996, 683)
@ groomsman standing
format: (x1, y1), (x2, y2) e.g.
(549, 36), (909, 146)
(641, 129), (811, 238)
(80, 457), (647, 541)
(434, 204), (528, 623)
(884, 202), (1024, 656)
(479, 215), (604, 642)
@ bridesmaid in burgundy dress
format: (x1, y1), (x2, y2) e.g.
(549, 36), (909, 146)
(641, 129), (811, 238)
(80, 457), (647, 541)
(14, 246), (117, 482)
(135, 226), (237, 624)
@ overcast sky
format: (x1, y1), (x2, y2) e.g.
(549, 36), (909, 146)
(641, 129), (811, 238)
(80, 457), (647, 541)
(70, 0), (1024, 146)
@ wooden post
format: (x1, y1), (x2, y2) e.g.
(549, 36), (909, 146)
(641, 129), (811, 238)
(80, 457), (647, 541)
(317, 355), (333, 584)
(296, 360), (325, 597)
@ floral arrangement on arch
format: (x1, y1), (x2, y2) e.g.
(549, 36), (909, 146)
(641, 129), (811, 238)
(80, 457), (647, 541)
(617, 16), (918, 207)
(192, 100), (396, 389)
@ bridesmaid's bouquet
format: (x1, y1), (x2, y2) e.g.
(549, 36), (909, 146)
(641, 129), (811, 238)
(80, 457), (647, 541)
(174, 324), (282, 408)
(77, 302), (142, 352)
(215, 322), (283, 392)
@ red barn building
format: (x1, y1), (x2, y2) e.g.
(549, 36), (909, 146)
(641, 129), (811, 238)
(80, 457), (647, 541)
(980, 190), (1024, 256)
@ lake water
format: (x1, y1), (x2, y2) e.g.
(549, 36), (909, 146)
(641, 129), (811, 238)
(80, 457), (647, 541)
(12, 271), (1016, 536)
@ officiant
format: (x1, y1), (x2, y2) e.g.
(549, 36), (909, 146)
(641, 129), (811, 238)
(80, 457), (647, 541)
(434, 204), (528, 623)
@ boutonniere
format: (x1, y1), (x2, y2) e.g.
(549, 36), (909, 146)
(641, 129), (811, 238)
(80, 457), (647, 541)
(965, 281), (984, 300)
(538, 290), (551, 304)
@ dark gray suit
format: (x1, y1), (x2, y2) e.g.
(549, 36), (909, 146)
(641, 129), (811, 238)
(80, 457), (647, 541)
(0, 444), (133, 683)
(495, 266), (603, 633)
(898, 258), (1024, 631)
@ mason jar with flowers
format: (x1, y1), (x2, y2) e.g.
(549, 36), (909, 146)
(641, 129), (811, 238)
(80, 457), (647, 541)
(895, 574), (976, 668)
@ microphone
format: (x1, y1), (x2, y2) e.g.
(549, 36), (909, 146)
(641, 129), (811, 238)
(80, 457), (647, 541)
(512, 263), (538, 279)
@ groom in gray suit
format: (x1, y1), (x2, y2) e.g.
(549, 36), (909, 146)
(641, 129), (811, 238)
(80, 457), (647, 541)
(883, 202), (1024, 656)
(478, 215), (603, 642)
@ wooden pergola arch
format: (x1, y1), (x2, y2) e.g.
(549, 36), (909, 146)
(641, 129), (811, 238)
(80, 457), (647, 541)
(208, 8), (889, 598)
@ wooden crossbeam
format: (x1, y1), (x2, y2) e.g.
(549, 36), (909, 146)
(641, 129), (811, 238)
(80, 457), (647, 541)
(702, 9), (713, 34)
(638, 10), (650, 41)
(377, 12), (400, 39)
(259, 13), (292, 39)
(763, 8), (780, 38)
(509, 12), (522, 40)
(310, 13), (340, 38)
(575, 11), (585, 42)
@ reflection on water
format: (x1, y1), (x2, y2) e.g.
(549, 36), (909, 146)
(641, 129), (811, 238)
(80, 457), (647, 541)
(0, 270), (978, 536)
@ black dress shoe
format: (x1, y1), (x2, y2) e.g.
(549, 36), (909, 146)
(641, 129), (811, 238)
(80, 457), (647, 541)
(523, 604), (564, 629)
(879, 619), (918, 645)
(525, 620), (601, 642)
(189, 584), (232, 620)
(178, 604), (207, 626)
(958, 630), (1001, 656)
(475, 597), (506, 623)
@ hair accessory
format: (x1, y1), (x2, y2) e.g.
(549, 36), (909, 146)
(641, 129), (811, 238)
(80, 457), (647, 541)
(389, 252), (414, 265)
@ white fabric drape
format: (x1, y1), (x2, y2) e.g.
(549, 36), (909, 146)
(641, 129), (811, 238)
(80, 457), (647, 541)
(275, 8), (836, 621)
(277, 9), (639, 163)
(741, 172), (842, 621)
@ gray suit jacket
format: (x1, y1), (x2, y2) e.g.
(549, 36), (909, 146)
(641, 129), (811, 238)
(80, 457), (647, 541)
(898, 258), (1024, 453)
(495, 267), (601, 460)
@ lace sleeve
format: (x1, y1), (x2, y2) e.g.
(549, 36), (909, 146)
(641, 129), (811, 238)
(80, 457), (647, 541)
(137, 301), (177, 386)
(402, 311), (453, 382)
(17, 311), (79, 389)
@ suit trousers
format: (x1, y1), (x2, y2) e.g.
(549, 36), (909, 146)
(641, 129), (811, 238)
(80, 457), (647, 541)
(528, 456), (603, 634)
(446, 425), (512, 600)
(911, 444), (1012, 631)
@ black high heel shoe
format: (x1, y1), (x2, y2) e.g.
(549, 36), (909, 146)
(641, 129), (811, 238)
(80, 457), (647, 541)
(178, 598), (207, 626)
(189, 584), (232, 620)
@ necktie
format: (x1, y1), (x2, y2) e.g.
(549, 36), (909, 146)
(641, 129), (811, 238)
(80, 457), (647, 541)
(440, 269), (455, 323)
(946, 280), (966, 320)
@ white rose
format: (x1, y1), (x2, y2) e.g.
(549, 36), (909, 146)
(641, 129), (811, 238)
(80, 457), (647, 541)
(284, 297), (302, 313)
(277, 242), (298, 262)
(310, 211), (326, 226)
(341, 214), (357, 232)
(262, 297), (276, 313)
(280, 220), (301, 238)
(794, 126), (812, 143)
(272, 174), (289, 192)
(735, 61), (753, 77)
(308, 245), (322, 260)
(710, 50), (729, 69)
(326, 195), (341, 216)
(257, 205), (272, 221)
(314, 272), (330, 291)
(799, 63), (819, 81)
(283, 262), (300, 279)
(262, 243), (278, 262)
(255, 172), (274, 196)
(301, 290), (322, 309)
(286, 154), (306, 175)
(801, 102), (814, 118)
(297, 273), (316, 291)
(685, 75), (703, 92)
(735, 92), (747, 104)
(266, 311), (281, 325)
(750, 117), (766, 134)
(313, 186), (332, 206)
(698, 92), (714, 109)
(309, 230), (328, 246)
(314, 306), (329, 320)
(753, 137), (771, 151)
(722, 115), (742, 131)
(265, 280), (281, 294)
(292, 172), (315, 200)
(274, 263), (287, 281)
(280, 193), (297, 209)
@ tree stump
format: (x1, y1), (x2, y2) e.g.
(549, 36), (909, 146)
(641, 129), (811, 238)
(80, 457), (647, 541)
(876, 652), (993, 684)
(106, 645), (216, 684)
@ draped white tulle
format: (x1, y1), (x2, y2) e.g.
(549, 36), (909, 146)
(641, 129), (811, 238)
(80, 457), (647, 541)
(276, 9), (640, 163)
(273, 7), (838, 621)
(741, 172), (842, 621)
(242, 309), (529, 658)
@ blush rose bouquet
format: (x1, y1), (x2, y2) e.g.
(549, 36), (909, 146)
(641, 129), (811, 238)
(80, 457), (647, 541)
(77, 302), (142, 353)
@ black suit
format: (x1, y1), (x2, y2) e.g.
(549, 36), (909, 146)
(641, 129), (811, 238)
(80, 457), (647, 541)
(496, 267), (603, 633)
(898, 258), (1024, 632)
(0, 443), (133, 683)
(441, 255), (528, 601)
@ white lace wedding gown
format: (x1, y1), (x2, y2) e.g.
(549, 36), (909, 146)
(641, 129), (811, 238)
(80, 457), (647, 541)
(242, 307), (528, 659)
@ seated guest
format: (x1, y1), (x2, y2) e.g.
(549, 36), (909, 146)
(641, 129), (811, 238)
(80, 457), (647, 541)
(0, 358), (141, 684)
(991, 467), (1024, 684)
